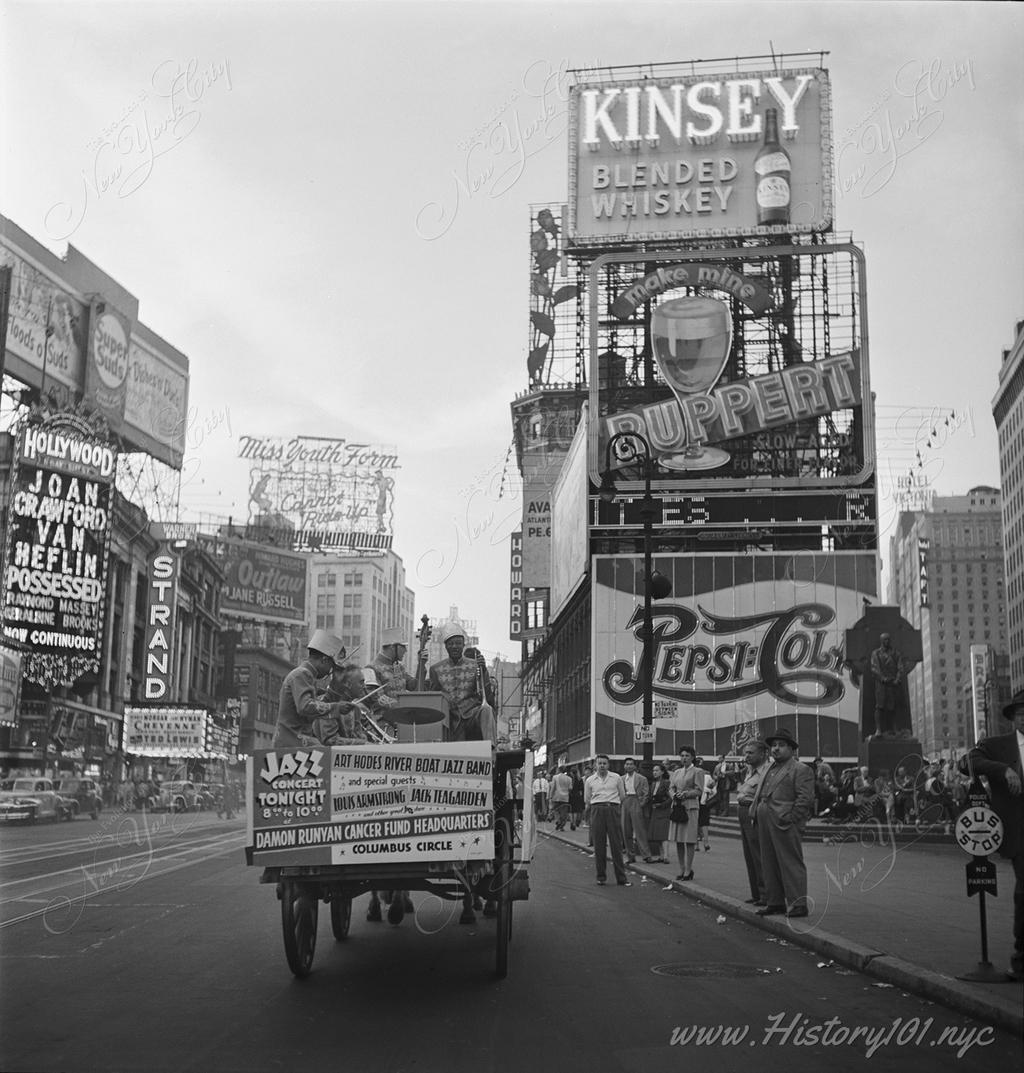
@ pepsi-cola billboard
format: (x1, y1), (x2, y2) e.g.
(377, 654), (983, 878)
(591, 551), (877, 759)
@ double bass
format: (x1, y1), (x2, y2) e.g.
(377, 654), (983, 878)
(387, 614), (450, 736)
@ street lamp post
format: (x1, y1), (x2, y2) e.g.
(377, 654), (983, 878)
(599, 431), (671, 781)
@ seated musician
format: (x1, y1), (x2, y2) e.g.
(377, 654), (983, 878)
(311, 662), (370, 746)
(428, 623), (497, 923)
(361, 627), (423, 926)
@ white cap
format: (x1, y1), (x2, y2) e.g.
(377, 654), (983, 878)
(307, 629), (345, 663)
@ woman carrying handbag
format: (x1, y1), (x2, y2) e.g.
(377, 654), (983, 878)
(668, 746), (703, 880)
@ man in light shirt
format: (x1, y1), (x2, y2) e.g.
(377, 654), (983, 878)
(962, 689), (1024, 981)
(533, 771), (550, 822)
(584, 755), (631, 886)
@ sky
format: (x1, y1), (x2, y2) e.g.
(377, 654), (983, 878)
(2, 0), (1022, 659)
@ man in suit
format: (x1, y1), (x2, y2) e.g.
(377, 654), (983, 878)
(620, 757), (653, 862)
(962, 689), (1024, 981)
(751, 726), (816, 918)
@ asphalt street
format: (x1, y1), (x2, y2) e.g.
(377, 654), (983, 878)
(0, 812), (1020, 1073)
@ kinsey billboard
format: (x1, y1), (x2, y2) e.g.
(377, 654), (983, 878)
(1, 420), (115, 688)
(588, 244), (871, 492)
(568, 67), (832, 244)
(219, 539), (307, 624)
(248, 742), (495, 866)
(591, 552), (877, 759)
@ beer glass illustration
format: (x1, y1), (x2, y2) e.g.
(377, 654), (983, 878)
(652, 295), (732, 470)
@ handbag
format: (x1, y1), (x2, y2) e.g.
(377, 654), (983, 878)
(669, 799), (688, 824)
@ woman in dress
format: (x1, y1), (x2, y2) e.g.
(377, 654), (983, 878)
(668, 746), (703, 880)
(645, 762), (672, 863)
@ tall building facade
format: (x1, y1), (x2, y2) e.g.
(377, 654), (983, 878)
(307, 550), (415, 663)
(992, 318), (1024, 693)
(888, 488), (1010, 755)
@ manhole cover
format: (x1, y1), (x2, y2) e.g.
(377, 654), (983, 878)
(652, 963), (776, 979)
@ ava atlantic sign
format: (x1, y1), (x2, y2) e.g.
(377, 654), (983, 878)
(568, 67), (832, 243)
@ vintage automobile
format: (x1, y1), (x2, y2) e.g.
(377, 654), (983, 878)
(0, 778), (75, 823)
(154, 780), (198, 813)
(54, 777), (103, 820)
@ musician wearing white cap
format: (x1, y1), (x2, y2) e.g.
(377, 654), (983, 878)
(364, 626), (423, 714)
(273, 629), (346, 748)
(427, 623), (495, 742)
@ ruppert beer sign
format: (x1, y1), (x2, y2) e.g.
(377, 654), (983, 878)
(568, 67), (832, 243)
(1, 420), (116, 688)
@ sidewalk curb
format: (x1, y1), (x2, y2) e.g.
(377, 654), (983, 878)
(541, 829), (1023, 1038)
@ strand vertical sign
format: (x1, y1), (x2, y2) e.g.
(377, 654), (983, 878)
(144, 545), (179, 700)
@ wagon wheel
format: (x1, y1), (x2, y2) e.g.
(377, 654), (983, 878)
(281, 880), (319, 977)
(495, 812), (514, 979)
(330, 894), (352, 941)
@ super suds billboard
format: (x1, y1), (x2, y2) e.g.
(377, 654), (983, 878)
(592, 552), (877, 758)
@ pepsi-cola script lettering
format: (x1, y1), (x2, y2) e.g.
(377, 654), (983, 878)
(603, 602), (845, 706)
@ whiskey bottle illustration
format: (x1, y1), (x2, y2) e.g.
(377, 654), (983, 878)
(754, 107), (791, 225)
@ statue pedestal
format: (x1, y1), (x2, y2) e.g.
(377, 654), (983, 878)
(858, 737), (925, 778)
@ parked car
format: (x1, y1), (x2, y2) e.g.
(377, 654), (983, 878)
(54, 777), (103, 820)
(154, 780), (198, 813)
(0, 778), (75, 823)
(194, 783), (218, 811)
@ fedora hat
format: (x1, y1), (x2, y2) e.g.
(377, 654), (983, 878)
(764, 727), (799, 749)
(1003, 689), (1024, 720)
(380, 626), (407, 647)
(308, 629), (345, 663)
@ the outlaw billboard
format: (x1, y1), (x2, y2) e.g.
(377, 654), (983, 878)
(588, 244), (871, 493)
(592, 551), (877, 759)
(219, 539), (307, 624)
(1, 419), (116, 688)
(568, 66), (832, 244)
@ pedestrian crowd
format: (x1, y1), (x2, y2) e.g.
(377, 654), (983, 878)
(529, 695), (1024, 981)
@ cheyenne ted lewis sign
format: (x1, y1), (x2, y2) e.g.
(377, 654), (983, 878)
(592, 552), (877, 758)
(248, 742), (494, 867)
(568, 67), (832, 243)
(2, 423), (115, 688)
